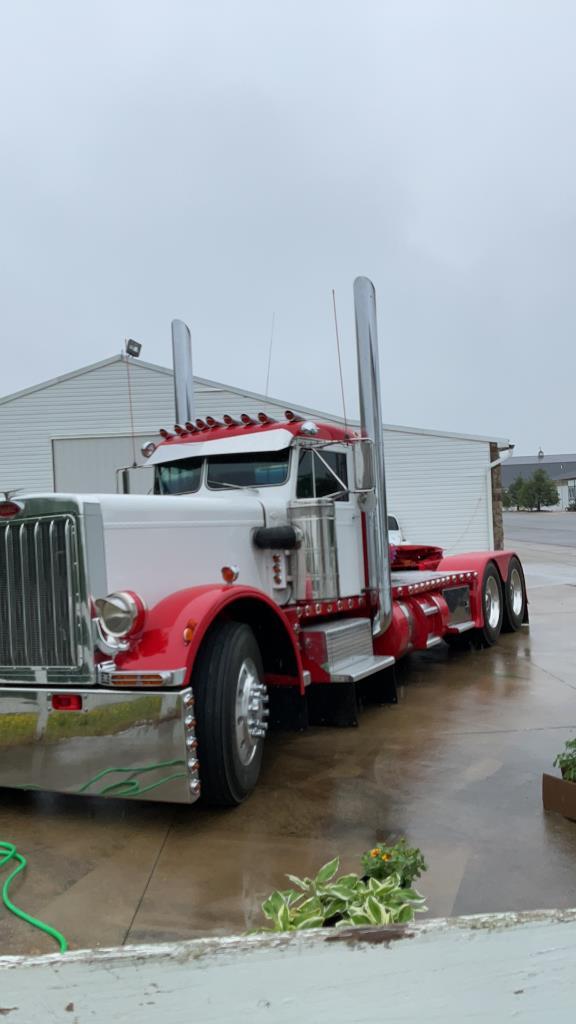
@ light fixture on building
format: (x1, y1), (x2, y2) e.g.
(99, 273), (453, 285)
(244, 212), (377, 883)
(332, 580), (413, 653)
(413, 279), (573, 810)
(538, 447), (544, 459)
(125, 338), (142, 358)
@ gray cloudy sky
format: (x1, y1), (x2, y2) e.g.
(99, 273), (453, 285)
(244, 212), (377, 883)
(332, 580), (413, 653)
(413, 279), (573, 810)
(1, 1), (574, 455)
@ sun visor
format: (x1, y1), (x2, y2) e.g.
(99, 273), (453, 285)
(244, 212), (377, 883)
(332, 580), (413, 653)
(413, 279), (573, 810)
(146, 427), (295, 466)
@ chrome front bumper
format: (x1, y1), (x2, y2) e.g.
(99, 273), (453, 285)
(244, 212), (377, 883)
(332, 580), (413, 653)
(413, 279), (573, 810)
(0, 686), (200, 804)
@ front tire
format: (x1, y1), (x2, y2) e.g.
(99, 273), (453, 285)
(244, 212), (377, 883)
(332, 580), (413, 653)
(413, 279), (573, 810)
(194, 621), (268, 806)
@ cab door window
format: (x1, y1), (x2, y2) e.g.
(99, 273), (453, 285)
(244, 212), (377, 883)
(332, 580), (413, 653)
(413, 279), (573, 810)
(296, 449), (348, 500)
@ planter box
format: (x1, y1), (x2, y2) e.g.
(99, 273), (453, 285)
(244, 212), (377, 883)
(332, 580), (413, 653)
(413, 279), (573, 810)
(542, 773), (576, 821)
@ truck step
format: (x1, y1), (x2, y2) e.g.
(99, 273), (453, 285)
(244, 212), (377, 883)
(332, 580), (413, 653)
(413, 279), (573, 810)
(301, 618), (395, 683)
(448, 620), (476, 634)
(329, 653), (395, 683)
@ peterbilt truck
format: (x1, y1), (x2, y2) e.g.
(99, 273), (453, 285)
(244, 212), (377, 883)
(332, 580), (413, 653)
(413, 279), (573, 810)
(0, 278), (527, 806)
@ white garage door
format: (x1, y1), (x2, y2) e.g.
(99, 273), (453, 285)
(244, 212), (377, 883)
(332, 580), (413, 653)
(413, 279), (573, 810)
(52, 435), (158, 493)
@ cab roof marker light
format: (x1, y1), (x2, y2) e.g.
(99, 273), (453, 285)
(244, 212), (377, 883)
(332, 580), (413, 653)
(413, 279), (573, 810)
(195, 418), (208, 431)
(206, 416), (223, 428)
(285, 409), (303, 422)
(241, 413), (256, 425)
(159, 428), (174, 439)
(257, 412), (277, 425)
(174, 424), (186, 435)
(184, 422), (199, 433)
(223, 414), (240, 426)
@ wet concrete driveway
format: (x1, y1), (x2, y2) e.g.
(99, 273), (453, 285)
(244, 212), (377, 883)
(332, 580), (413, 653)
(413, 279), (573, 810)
(2, 538), (576, 954)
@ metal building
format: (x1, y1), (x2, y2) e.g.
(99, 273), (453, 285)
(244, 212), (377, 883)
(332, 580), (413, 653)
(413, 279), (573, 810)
(0, 354), (507, 553)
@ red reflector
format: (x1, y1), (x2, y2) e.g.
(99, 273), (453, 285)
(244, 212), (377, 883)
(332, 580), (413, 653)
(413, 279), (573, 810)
(52, 694), (83, 711)
(0, 501), (24, 519)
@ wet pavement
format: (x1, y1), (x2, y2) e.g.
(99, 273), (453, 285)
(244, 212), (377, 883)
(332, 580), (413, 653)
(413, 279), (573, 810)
(1, 539), (576, 955)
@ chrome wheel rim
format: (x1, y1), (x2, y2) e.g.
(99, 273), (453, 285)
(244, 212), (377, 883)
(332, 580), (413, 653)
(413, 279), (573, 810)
(484, 576), (501, 630)
(235, 658), (268, 766)
(509, 568), (523, 617)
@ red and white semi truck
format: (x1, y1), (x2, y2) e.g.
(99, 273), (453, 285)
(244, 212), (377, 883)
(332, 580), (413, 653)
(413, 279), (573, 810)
(0, 278), (527, 805)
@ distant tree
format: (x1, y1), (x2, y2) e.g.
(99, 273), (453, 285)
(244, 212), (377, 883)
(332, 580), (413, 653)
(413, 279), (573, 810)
(530, 468), (559, 511)
(522, 479), (538, 510)
(508, 477), (526, 511)
(502, 489), (512, 509)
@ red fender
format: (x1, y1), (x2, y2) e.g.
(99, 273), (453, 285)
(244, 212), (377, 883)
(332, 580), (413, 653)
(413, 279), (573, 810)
(436, 550), (517, 581)
(435, 550), (522, 628)
(114, 584), (305, 689)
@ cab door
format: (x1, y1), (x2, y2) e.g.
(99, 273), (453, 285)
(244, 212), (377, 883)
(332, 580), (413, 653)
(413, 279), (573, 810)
(295, 446), (365, 598)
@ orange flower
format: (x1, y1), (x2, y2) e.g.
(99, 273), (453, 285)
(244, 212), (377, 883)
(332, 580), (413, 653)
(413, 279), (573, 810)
(370, 849), (379, 858)
(381, 853), (391, 861)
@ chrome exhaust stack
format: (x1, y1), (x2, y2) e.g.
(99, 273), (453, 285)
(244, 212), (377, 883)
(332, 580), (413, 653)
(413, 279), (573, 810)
(171, 319), (195, 425)
(353, 276), (392, 636)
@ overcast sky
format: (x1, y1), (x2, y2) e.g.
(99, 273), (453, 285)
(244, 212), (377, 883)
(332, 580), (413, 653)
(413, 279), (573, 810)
(1, 1), (574, 455)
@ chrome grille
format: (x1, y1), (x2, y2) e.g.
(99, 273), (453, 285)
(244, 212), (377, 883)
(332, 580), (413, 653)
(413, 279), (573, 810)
(0, 515), (80, 668)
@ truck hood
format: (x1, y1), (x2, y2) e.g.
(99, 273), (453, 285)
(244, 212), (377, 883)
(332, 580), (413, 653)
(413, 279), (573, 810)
(18, 492), (267, 607)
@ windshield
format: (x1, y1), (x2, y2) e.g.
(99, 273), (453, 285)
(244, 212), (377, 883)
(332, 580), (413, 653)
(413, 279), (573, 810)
(154, 450), (290, 495)
(155, 457), (203, 495)
(207, 450), (290, 489)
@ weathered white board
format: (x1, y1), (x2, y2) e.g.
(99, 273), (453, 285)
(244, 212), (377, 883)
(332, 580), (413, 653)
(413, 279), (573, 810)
(1, 909), (575, 1023)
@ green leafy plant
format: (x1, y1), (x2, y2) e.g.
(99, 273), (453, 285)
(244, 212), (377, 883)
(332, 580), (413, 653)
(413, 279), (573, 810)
(361, 838), (427, 888)
(259, 857), (426, 932)
(553, 738), (576, 782)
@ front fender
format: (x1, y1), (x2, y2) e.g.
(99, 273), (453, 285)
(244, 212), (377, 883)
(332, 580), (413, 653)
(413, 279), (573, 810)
(113, 584), (304, 687)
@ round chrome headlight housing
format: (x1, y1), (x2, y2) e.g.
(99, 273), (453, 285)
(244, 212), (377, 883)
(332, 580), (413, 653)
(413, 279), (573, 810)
(94, 591), (146, 639)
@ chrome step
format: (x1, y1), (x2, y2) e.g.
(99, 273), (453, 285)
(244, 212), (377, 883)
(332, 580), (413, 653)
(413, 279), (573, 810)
(426, 636), (443, 649)
(330, 654), (395, 683)
(447, 621), (475, 634)
(301, 618), (395, 683)
(421, 603), (439, 617)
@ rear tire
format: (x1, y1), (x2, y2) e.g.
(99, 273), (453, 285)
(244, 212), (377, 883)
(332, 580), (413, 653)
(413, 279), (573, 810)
(445, 564), (503, 650)
(194, 621), (268, 806)
(477, 563), (504, 646)
(502, 556), (527, 632)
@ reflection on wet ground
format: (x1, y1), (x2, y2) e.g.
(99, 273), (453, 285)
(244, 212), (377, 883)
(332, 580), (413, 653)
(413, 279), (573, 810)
(1, 541), (576, 954)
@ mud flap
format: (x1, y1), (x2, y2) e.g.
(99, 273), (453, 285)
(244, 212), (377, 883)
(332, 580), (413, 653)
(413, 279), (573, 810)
(307, 682), (359, 727)
(359, 665), (398, 706)
(268, 686), (309, 731)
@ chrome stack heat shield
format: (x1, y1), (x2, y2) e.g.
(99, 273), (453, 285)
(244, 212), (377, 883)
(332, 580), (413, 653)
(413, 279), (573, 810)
(171, 319), (195, 425)
(353, 276), (392, 636)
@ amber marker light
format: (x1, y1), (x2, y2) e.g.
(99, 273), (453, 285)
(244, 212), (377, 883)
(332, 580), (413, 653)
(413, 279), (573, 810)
(221, 565), (239, 584)
(183, 621), (197, 644)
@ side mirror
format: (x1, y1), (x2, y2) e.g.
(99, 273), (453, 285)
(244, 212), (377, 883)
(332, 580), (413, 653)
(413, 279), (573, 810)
(117, 466), (156, 495)
(352, 438), (375, 491)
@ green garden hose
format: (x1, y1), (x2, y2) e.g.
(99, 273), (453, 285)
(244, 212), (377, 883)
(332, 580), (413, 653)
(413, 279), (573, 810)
(1, 759), (188, 952)
(0, 842), (68, 953)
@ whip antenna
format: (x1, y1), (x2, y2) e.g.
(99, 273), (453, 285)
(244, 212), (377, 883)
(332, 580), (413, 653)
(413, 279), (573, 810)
(265, 312), (276, 396)
(332, 289), (349, 435)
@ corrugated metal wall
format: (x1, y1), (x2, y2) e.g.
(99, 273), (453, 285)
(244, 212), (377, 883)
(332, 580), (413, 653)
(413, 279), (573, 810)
(384, 429), (493, 553)
(0, 357), (494, 552)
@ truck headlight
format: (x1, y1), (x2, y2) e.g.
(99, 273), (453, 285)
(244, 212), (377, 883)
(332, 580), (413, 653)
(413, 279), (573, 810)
(94, 591), (146, 639)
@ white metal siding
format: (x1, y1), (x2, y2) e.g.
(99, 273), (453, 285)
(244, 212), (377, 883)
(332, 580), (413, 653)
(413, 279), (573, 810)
(0, 357), (494, 553)
(385, 430), (493, 553)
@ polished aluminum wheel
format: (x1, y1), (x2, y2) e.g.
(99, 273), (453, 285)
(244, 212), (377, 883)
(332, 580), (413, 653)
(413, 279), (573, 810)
(509, 567), (524, 617)
(484, 575), (501, 630)
(235, 658), (269, 766)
